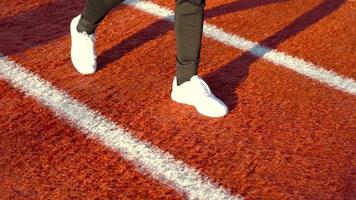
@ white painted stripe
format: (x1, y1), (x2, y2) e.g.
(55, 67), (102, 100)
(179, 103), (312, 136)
(124, 0), (356, 95)
(0, 55), (243, 200)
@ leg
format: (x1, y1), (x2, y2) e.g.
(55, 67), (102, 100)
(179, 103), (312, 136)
(172, 0), (228, 117)
(175, 0), (205, 85)
(77, 0), (125, 34)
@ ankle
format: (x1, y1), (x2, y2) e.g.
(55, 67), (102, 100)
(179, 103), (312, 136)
(177, 76), (193, 86)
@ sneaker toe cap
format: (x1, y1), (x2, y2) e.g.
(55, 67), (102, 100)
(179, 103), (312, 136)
(73, 64), (96, 75)
(71, 56), (97, 74)
(197, 98), (229, 117)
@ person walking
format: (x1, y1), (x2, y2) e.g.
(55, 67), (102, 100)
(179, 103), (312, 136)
(70, 0), (228, 117)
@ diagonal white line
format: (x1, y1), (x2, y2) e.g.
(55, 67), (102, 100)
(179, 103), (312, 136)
(0, 55), (243, 200)
(124, 0), (356, 95)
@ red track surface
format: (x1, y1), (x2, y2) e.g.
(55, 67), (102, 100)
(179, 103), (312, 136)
(1, 0), (355, 199)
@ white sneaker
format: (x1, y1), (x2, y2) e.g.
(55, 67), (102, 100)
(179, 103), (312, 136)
(171, 75), (229, 117)
(70, 15), (97, 74)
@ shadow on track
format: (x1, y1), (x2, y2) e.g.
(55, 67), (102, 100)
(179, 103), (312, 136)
(0, 1), (85, 55)
(97, 0), (345, 111)
(205, 0), (345, 110)
(0, 0), (345, 111)
(97, 0), (287, 69)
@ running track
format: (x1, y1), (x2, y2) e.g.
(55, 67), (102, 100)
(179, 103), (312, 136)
(0, 0), (355, 199)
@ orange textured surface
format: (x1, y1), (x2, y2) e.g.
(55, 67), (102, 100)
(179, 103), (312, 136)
(0, 81), (182, 200)
(1, 0), (355, 199)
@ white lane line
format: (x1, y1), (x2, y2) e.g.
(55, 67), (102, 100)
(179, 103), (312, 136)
(0, 56), (243, 200)
(124, 0), (356, 95)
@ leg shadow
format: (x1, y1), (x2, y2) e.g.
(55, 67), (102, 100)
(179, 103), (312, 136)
(97, 19), (172, 70)
(204, 0), (345, 111)
(0, 0), (85, 56)
(97, 0), (286, 70)
(205, 0), (288, 19)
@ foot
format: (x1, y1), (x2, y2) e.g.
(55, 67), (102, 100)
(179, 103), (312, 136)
(70, 15), (97, 74)
(171, 75), (229, 117)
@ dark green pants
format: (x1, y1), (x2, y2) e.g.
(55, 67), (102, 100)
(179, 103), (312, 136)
(77, 0), (205, 85)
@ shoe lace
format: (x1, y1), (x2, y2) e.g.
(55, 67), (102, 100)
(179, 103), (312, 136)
(195, 77), (212, 96)
(81, 32), (96, 50)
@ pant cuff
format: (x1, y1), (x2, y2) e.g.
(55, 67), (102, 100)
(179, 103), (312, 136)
(176, 58), (199, 79)
(77, 16), (97, 35)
